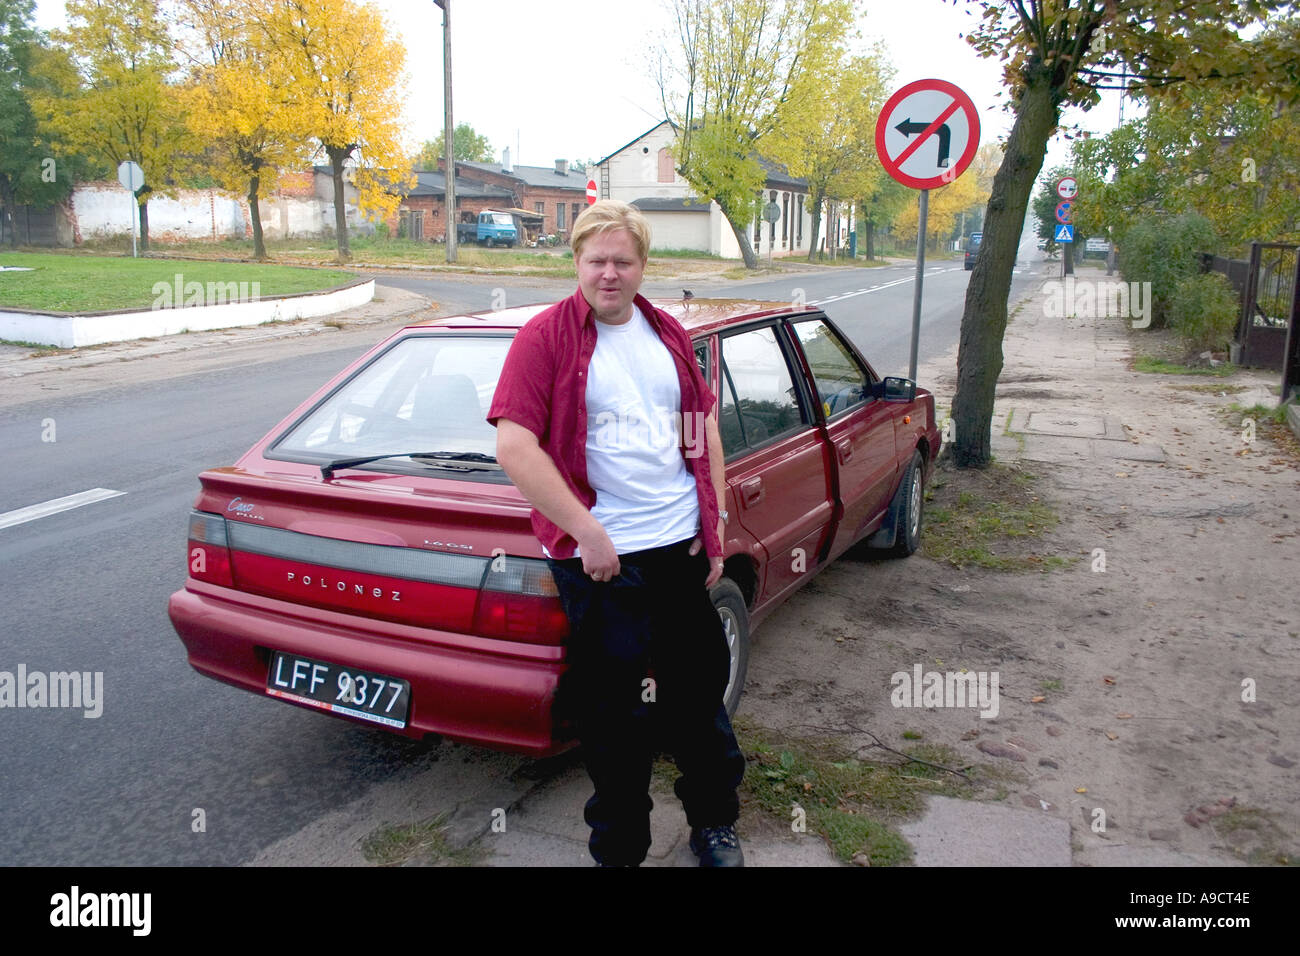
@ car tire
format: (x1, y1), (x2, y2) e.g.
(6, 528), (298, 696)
(710, 578), (750, 719)
(889, 450), (925, 557)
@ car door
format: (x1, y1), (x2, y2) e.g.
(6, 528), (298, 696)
(788, 315), (899, 560)
(717, 321), (835, 606)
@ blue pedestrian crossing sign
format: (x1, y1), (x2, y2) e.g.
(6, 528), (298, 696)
(1054, 224), (1074, 243)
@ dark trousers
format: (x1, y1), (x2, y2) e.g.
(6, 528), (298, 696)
(548, 538), (746, 866)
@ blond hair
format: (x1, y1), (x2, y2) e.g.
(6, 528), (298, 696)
(571, 199), (651, 262)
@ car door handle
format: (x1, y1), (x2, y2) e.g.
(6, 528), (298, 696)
(836, 438), (854, 463)
(740, 477), (763, 507)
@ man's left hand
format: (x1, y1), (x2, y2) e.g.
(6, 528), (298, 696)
(688, 519), (726, 588)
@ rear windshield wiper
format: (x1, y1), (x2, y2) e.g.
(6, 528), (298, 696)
(320, 451), (498, 479)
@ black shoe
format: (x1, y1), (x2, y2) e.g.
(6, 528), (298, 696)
(689, 825), (744, 867)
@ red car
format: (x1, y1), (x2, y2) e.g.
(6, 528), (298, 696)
(168, 299), (940, 756)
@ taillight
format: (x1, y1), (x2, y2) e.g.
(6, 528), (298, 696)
(475, 556), (569, 644)
(186, 511), (233, 587)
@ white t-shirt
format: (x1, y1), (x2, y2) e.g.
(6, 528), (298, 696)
(574, 305), (700, 555)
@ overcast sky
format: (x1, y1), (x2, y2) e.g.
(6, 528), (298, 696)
(33, 0), (1126, 175)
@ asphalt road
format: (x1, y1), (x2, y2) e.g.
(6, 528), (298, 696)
(0, 237), (1044, 865)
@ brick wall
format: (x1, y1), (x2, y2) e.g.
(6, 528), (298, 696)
(393, 195), (516, 241)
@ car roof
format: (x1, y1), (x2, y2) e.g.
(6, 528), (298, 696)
(405, 298), (822, 336)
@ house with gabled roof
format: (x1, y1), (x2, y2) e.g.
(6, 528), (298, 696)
(591, 120), (817, 259)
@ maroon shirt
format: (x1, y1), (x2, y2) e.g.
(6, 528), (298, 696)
(487, 289), (721, 560)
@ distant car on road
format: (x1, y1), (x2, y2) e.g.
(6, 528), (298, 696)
(964, 232), (982, 270)
(168, 300), (940, 756)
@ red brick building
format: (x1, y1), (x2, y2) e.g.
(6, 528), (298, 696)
(440, 159), (589, 239)
(390, 171), (513, 241)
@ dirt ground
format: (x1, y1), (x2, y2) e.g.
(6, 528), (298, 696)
(738, 264), (1299, 866)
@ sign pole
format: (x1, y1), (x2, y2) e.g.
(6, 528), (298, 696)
(909, 189), (928, 382)
(130, 193), (137, 259)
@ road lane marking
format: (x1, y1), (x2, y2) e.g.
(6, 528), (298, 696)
(812, 268), (963, 306)
(0, 488), (126, 530)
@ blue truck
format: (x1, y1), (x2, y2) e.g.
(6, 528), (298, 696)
(456, 211), (517, 247)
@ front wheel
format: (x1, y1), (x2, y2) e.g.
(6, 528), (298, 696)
(890, 451), (925, 557)
(710, 578), (750, 719)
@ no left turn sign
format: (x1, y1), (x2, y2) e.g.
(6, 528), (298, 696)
(875, 78), (980, 190)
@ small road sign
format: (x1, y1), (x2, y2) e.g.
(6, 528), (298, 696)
(875, 78), (980, 190)
(117, 160), (144, 193)
(1054, 223), (1075, 243)
(1054, 200), (1072, 224)
(1056, 176), (1078, 200)
(762, 201), (781, 223)
(586, 179), (597, 205)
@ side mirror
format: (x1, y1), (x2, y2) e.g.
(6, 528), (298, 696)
(878, 376), (916, 402)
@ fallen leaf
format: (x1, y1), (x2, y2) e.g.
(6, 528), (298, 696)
(1102, 676), (1116, 685)
(1075, 787), (1088, 793)
(1031, 695), (1046, 703)
(1105, 731), (1118, 740)
(1117, 712), (1133, 719)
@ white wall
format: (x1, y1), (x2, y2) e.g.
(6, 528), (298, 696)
(72, 184), (246, 242)
(643, 211), (711, 252)
(68, 182), (366, 244)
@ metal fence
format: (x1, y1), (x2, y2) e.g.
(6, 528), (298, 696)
(1202, 242), (1299, 381)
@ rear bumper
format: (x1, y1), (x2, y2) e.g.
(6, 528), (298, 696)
(168, 581), (569, 756)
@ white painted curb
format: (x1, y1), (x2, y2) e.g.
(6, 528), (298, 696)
(0, 279), (375, 348)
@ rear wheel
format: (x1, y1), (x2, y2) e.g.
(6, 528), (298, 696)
(710, 578), (750, 718)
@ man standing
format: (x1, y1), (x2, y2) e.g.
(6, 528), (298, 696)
(488, 200), (745, 867)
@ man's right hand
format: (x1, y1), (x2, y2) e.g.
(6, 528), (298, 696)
(576, 522), (620, 582)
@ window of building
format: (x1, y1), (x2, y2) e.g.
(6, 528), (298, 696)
(796, 195), (803, 245)
(535, 201), (545, 216)
(572, 203), (581, 226)
(657, 147), (674, 183)
(557, 202), (566, 231)
(782, 192), (789, 245)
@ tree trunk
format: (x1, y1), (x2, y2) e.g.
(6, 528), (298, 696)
(138, 193), (150, 252)
(248, 174), (267, 261)
(327, 145), (352, 261)
(717, 198), (758, 269)
(951, 72), (1060, 468)
(864, 219), (875, 260)
(806, 189), (825, 262)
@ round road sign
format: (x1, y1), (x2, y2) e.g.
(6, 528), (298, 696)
(586, 179), (597, 205)
(875, 78), (980, 190)
(1054, 200), (1072, 224)
(1056, 176), (1078, 200)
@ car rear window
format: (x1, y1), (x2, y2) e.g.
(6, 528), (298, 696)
(272, 334), (512, 462)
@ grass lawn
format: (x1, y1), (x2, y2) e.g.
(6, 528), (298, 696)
(0, 252), (356, 313)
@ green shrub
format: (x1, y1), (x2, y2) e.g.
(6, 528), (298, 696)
(1118, 212), (1218, 328)
(1169, 272), (1239, 353)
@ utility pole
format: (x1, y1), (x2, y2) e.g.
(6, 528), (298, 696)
(436, 0), (456, 263)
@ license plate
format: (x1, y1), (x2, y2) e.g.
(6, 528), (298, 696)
(266, 652), (411, 730)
